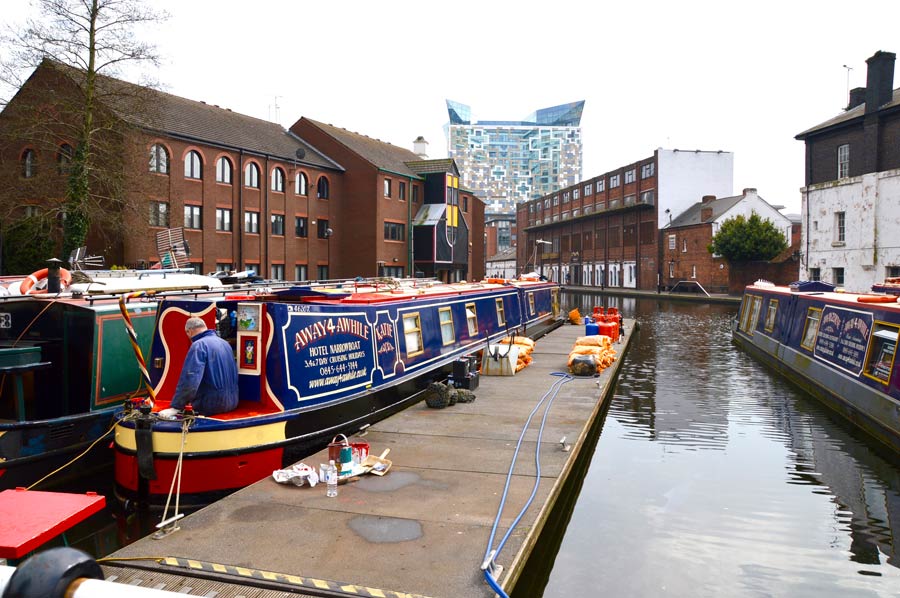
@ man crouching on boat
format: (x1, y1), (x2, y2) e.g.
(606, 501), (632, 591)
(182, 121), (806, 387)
(158, 317), (239, 418)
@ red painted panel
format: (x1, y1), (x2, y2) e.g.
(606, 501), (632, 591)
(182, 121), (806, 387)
(0, 488), (105, 558)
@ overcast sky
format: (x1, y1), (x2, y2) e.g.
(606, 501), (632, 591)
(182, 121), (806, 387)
(6, 0), (900, 214)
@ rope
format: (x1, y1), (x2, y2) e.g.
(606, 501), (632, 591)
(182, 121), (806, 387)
(155, 415), (192, 537)
(0, 297), (61, 398)
(118, 292), (156, 407)
(481, 371), (573, 597)
(25, 411), (139, 490)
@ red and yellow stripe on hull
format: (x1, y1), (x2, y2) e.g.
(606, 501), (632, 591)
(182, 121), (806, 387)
(114, 419), (288, 497)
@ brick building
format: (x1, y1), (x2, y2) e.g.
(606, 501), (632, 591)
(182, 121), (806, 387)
(0, 60), (485, 281)
(517, 148), (733, 289)
(661, 188), (794, 294)
(795, 50), (900, 292)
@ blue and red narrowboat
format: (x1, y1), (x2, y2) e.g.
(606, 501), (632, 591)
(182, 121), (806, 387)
(113, 277), (560, 506)
(732, 280), (900, 456)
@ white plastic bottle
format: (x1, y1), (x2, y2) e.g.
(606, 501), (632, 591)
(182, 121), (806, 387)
(325, 460), (338, 497)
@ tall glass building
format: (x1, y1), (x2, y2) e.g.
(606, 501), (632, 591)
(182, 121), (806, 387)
(446, 100), (584, 214)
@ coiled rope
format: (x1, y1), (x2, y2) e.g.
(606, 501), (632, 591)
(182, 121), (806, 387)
(481, 371), (574, 597)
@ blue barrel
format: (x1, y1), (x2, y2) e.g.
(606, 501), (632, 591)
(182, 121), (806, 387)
(585, 321), (599, 336)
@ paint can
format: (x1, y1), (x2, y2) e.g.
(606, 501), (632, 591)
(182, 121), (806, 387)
(351, 441), (370, 464)
(328, 434), (349, 463)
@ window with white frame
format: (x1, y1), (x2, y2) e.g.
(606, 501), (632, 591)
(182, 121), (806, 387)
(624, 169), (635, 184)
(573, 188), (580, 200)
(584, 183), (592, 195)
(837, 144), (850, 179)
(835, 211), (845, 243)
(833, 267), (845, 286)
(295, 216), (307, 237)
(641, 163), (655, 178)
(597, 179), (605, 192)
(317, 177), (330, 199)
(403, 313), (423, 356)
(270, 264), (284, 280)
(465, 303), (478, 337)
(683, 239), (688, 252)
(610, 174), (620, 188)
(295, 264), (308, 280)
(438, 307), (454, 345)
(384, 179), (392, 197)
(668, 234), (676, 250)
(691, 265), (697, 279)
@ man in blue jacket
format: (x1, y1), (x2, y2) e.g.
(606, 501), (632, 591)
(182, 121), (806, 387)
(159, 316), (239, 418)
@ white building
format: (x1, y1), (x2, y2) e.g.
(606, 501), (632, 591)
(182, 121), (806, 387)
(796, 50), (900, 292)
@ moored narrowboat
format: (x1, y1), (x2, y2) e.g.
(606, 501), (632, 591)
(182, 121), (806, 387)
(113, 277), (560, 507)
(0, 268), (225, 489)
(732, 280), (900, 456)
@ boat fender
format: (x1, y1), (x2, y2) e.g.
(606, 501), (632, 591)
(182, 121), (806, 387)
(856, 294), (898, 304)
(1, 547), (103, 598)
(19, 267), (72, 294)
(135, 415), (157, 481)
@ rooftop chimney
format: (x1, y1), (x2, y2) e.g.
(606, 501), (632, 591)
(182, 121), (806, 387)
(701, 195), (716, 203)
(700, 206), (713, 222)
(413, 136), (429, 158)
(742, 188), (757, 196)
(847, 86), (866, 110)
(865, 50), (896, 114)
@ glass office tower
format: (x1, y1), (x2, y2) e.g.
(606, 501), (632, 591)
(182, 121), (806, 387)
(446, 100), (584, 215)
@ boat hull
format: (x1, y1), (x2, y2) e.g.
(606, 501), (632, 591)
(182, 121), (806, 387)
(732, 284), (900, 460)
(113, 278), (561, 506)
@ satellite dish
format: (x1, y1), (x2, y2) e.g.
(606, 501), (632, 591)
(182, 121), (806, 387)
(295, 148), (306, 160)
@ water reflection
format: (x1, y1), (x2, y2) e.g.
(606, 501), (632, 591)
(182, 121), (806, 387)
(539, 294), (900, 597)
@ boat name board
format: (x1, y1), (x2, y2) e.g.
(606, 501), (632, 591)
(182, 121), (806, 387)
(282, 311), (398, 400)
(814, 306), (873, 376)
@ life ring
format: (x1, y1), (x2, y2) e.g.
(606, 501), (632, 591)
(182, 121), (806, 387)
(856, 294), (898, 304)
(19, 268), (72, 294)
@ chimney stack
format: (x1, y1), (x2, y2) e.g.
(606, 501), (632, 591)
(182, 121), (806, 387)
(413, 136), (429, 158)
(700, 206), (713, 222)
(701, 195), (716, 204)
(847, 87), (866, 110)
(865, 51), (896, 114)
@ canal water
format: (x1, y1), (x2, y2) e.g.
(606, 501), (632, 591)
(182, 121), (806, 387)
(535, 294), (900, 597)
(34, 294), (900, 597)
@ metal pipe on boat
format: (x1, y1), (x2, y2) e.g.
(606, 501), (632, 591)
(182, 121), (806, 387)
(47, 258), (63, 293)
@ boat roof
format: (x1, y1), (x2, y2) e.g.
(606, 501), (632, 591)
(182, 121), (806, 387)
(746, 281), (900, 310)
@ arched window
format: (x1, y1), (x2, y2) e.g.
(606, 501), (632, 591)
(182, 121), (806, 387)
(184, 150), (202, 179)
(244, 163), (260, 188)
(22, 149), (36, 178)
(317, 176), (329, 199)
(295, 172), (308, 195)
(271, 167), (285, 192)
(149, 144), (169, 174)
(57, 143), (74, 174)
(216, 157), (232, 184)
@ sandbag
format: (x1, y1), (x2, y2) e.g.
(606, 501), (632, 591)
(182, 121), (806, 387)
(575, 335), (612, 347)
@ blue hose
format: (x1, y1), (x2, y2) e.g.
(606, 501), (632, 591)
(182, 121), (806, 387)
(482, 372), (573, 597)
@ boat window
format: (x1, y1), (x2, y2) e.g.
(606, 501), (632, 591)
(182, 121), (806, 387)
(438, 307), (454, 346)
(800, 307), (822, 351)
(739, 295), (761, 333)
(764, 299), (778, 332)
(864, 323), (898, 385)
(528, 292), (535, 315)
(403, 313), (423, 356)
(465, 303), (478, 337)
(495, 298), (506, 327)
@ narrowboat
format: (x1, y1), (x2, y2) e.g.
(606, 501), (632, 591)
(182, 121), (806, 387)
(0, 268), (225, 489)
(732, 280), (900, 456)
(113, 277), (560, 507)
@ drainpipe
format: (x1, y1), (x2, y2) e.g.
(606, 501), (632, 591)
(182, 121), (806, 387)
(407, 176), (413, 276)
(237, 150), (245, 270)
(263, 155), (269, 278)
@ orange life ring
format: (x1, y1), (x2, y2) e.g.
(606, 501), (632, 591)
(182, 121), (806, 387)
(19, 268), (72, 294)
(856, 294), (898, 304)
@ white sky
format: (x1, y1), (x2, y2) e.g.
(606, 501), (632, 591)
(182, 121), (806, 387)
(6, 0), (900, 214)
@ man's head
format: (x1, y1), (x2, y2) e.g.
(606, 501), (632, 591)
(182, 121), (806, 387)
(185, 316), (208, 339)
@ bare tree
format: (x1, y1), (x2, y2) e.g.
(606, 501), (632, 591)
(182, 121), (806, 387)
(0, 0), (166, 267)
